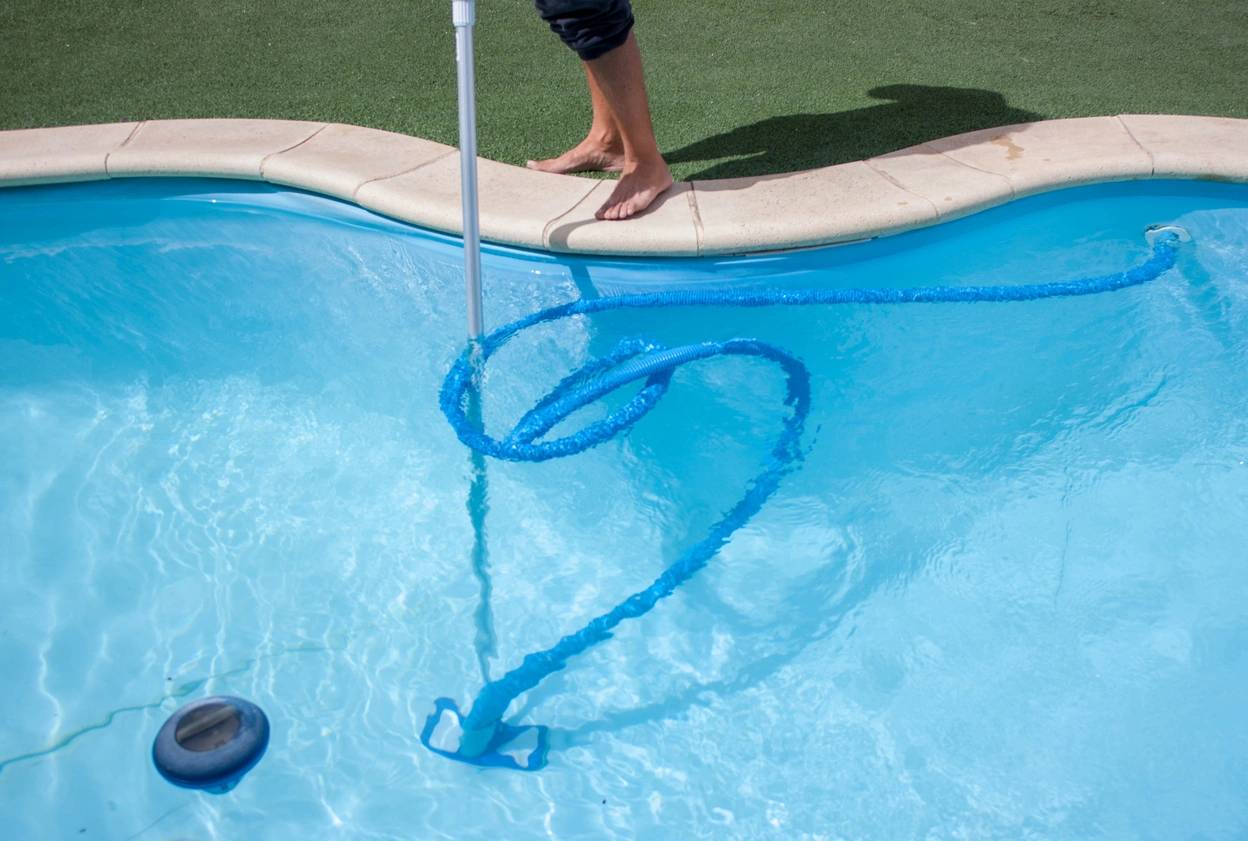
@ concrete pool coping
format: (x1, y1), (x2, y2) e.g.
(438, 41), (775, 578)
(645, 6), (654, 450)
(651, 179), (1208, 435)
(0, 115), (1244, 256)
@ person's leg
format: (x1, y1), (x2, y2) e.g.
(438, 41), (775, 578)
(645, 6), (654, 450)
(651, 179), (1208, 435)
(582, 30), (672, 220)
(530, 0), (672, 220)
(526, 65), (626, 175)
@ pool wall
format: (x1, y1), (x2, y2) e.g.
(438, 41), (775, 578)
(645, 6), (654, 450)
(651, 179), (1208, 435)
(0, 115), (1244, 256)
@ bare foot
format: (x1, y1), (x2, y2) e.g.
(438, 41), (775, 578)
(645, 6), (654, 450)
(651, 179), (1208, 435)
(527, 134), (625, 175)
(595, 159), (673, 221)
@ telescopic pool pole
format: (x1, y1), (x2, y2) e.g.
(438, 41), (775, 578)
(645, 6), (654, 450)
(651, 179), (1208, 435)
(453, 0), (484, 340)
(453, 0), (497, 701)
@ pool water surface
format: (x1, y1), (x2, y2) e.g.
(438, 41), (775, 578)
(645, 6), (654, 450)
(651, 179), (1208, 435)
(1, 179), (1246, 840)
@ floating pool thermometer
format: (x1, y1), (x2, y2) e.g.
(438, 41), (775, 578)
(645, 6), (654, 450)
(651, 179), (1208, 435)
(152, 696), (269, 793)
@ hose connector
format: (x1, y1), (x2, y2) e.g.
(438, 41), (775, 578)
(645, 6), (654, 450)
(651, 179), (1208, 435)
(452, 0), (475, 28)
(1145, 224), (1191, 246)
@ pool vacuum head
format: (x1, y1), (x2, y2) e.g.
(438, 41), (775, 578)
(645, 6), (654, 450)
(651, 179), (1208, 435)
(152, 696), (269, 793)
(420, 697), (549, 771)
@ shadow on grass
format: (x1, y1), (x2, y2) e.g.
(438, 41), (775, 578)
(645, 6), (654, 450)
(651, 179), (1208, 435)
(667, 84), (1044, 180)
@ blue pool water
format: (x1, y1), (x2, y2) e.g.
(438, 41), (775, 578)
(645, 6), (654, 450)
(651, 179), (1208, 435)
(1, 178), (1246, 840)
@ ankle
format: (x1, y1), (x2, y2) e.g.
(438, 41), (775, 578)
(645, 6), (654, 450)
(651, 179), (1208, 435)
(585, 129), (623, 151)
(620, 153), (669, 175)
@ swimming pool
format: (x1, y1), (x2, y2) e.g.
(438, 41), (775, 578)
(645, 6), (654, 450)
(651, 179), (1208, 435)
(1, 178), (1246, 839)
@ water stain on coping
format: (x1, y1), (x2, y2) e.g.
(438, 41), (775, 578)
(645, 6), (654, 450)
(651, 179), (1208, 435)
(992, 135), (1025, 160)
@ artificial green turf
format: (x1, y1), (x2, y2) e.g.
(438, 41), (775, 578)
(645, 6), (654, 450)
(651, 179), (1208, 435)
(2, 0), (1244, 181)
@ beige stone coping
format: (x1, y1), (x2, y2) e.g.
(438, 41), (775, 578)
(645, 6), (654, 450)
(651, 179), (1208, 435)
(0, 115), (1244, 256)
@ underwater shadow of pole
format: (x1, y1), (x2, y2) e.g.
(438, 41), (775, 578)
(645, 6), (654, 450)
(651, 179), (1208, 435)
(465, 378), (497, 682)
(665, 84), (1045, 181)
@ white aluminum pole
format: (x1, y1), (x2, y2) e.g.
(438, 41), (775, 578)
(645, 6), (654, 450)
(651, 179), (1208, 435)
(453, 0), (484, 340)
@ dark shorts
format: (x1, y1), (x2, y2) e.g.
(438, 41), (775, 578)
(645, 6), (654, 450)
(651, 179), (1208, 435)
(534, 0), (634, 61)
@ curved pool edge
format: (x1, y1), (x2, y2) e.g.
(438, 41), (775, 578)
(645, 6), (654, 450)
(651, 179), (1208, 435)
(0, 115), (1245, 257)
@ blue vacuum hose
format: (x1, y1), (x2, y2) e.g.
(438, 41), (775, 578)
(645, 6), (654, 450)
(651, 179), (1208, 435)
(421, 229), (1183, 771)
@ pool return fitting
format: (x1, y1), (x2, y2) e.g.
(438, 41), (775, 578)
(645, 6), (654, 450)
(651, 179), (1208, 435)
(422, 226), (1187, 771)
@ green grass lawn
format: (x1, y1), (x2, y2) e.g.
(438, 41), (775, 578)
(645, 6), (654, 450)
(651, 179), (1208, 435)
(2, 0), (1245, 181)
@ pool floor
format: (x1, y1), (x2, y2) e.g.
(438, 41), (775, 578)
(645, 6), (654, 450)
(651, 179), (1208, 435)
(1, 179), (1246, 840)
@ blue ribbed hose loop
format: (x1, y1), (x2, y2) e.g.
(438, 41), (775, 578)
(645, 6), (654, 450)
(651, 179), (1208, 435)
(425, 232), (1182, 769)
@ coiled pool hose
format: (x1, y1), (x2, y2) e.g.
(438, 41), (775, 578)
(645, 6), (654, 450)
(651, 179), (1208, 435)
(421, 229), (1184, 770)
